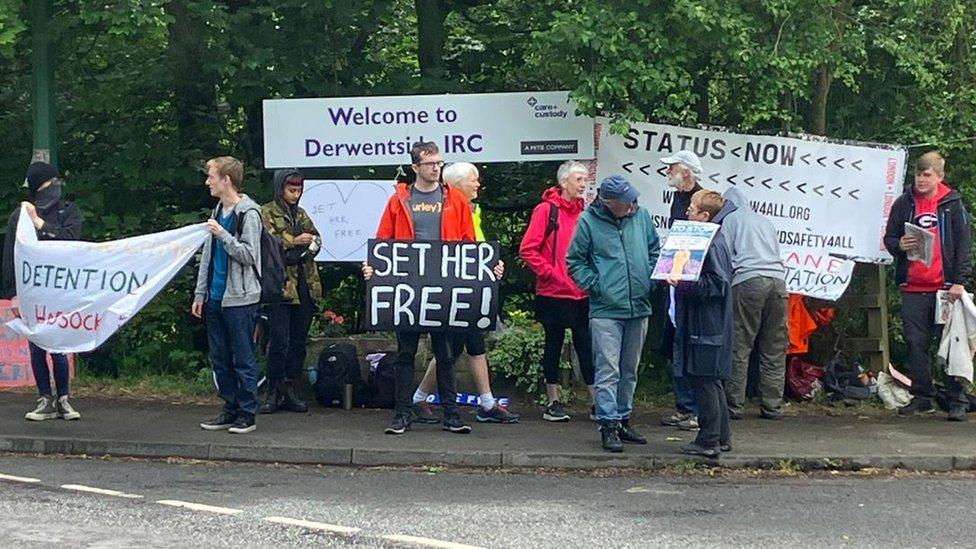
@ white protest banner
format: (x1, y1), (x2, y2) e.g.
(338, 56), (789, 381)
(299, 180), (393, 262)
(264, 91), (595, 168)
(6, 205), (209, 353)
(595, 119), (906, 264)
(782, 247), (856, 301)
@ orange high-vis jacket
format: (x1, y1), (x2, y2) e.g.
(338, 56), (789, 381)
(375, 182), (476, 241)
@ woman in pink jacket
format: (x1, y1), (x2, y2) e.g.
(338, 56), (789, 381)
(519, 161), (595, 422)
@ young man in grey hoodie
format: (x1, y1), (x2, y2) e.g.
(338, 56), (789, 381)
(191, 156), (263, 434)
(720, 187), (788, 420)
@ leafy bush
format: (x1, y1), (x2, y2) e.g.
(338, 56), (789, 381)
(488, 309), (572, 403)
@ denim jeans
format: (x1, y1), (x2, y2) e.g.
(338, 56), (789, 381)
(664, 318), (699, 416)
(29, 342), (70, 397)
(206, 300), (260, 419)
(591, 317), (648, 423)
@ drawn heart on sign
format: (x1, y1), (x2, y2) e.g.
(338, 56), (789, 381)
(300, 180), (395, 262)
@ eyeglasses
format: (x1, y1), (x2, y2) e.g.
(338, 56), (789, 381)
(416, 161), (445, 168)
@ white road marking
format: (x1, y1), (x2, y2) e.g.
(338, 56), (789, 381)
(156, 500), (242, 515)
(0, 473), (41, 483)
(263, 516), (360, 535)
(382, 534), (485, 549)
(61, 484), (144, 499)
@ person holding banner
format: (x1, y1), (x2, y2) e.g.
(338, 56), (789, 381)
(566, 175), (660, 453)
(667, 190), (734, 458)
(883, 151), (973, 421)
(2, 162), (82, 421)
(519, 160), (595, 422)
(191, 156), (264, 435)
(411, 162), (520, 424)
(258, 169), (322, 414)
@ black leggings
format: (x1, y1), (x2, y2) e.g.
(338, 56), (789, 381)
(541, 322), (594, 385)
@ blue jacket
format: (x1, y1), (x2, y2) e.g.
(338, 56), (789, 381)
(566, 201), (660, 319)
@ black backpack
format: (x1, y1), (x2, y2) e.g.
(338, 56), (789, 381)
(313, 343), (365, 407)
(365, 353), (397, 409)
(234, 209), (286, 304)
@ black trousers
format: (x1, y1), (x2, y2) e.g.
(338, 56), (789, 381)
(541, 322), (595, 385)
(901, 291), (967, 407)
(394, 331), (457, 416)
(689, 375), (731, 449)
(265, 300), (315, 382)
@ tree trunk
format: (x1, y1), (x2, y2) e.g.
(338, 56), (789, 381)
(165, 1), (220, 157)
(810, 64), (832, 136)
(415, 0), (449, 83)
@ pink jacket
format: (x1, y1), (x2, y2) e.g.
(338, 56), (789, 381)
(519, 187), (588, 300)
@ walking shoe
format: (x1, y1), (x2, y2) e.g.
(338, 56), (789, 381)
(898, 396), (936, 416)
(228, 415), (257, 434)
(442, 413), (472, 434)
(411, 401), (440, 424)
(258, 386), (281, 414)
(475, 404), (520, 424)
(661, 411), (693, 426)
(676, 416), (700, 431)
(618, 419), (648, 445)
(760, 407), (783, 420)
(200, 411), (237, 431)
(25, 395), (58, 421)
(728, 409), (744, 420)
(384, 413), (412, 435)
(720, 442), (733, 452)
(600, 423), (623, 453)
(948, 407), (968, 422)
(680, 443), (719, 458)
(56, 396), (81, 420)
(589, 405), (597, 422)
(543, 401), (571, 422)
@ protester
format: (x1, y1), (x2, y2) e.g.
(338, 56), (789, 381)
(667, 189), (734, 458)
(566, 175), (660, 452)
(883, 151), (973, 421)
(191, 156), (263, 434)
(2, 162), (83, 421)
(363, 141), (499, 436)
(259, 169), (321, 414)
(721, 188), (789, 419)
(412, 162), (519, 424)
(519, 160), (595, 422)
(658, 150), (704, 431)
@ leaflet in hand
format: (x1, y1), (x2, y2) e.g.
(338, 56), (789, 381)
(652, 220), (720, 282)
(904, 222), (934, 267)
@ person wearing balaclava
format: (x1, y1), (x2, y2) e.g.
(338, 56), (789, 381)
(2, 161), (83, 422)
(258, 169), (322, 414)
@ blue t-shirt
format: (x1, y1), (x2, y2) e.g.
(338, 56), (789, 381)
(209, 209), (237, 302)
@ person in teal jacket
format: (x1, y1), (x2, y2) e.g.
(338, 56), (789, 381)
(567, 175), (660, 452)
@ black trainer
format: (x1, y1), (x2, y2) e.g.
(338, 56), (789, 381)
(948, 407), (968, 422)
(278, 380), (308, 413)
(475, 404), (520, 424)
(600, 423), (623, 453)
(384, 413), (412, 435)
(898, 396), (936, 416)
(228, 415), (256, 434)
(543, 401), (571, 422)
(412, 401), (441, 424)
(200, 411), (237, 431)
(680, 443), (719, 458)
(618, 419), (647, 445)
(442, 413), (472, 434)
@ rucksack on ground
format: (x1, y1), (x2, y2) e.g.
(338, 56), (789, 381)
(365, 353), (397, 409)
(313, 343), (366, 407)
(234, 209), (286, 304)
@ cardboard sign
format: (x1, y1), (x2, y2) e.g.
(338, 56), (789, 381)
(652, 221), (720, 282)
(782, 247), (855, 301)
(365, 239), (500, 331)
(299, 180), (394, 262)
(0, 300), (75, 388)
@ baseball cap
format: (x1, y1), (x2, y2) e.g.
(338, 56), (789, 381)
(599, 175), (640, 203)
(659, 150), (703, 175)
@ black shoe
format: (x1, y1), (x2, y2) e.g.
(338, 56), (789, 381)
(760, 407), (783, 420)
(442, 413), (472, 434)
(475, 404), (520, 424)
(618, 419), (648, 445)
(601, 423), (623, 453)
(227, 415), (256, 434)
(948, 407), (968, 422)
(661, 411), (693, 426)
(898, 396), (936, 416)
(728, 409), (744, 420)
(720, 441), (733, 452)
(411, 401), (441, 424)
(259, 386), (281, 414)
(384, 413), (412, 435)
(680, 443), (719, 458)
(279, 380), (308, 413)
(543, 401), (571, 422)
(200, 411), (237, 431)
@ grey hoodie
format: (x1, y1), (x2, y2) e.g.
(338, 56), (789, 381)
(193, 194), (263, 307)
(720, 188), (785, 286)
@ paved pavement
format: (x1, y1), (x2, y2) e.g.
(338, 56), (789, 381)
(1, 453), (975, 548)
(1, 393), (975, 471)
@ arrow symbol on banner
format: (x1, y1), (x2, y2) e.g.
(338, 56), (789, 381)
(796, 182), (807, 194)
(709, 173), (720, 184)
(743, 176), (755, 187)
(834, 158), (845, 169)
(727, 174), (738, 186)
(848, 189), (860, 200)
(779, 180), (790, 191)
(813, 185), (825, 196)
(830, 186), (842, 198)
(801, 154), (811, 165)
(851, 159), (863, 171)
(817, 156), (827, 167)
(639, 164), (652, 175)
(622, 162), (633, 173)
(657, 165), (668, 177)
(760, 178), (772, 188)
(731, 147), (742, 159)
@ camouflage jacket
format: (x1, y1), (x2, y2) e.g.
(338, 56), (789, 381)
(261, 201), (323, 304)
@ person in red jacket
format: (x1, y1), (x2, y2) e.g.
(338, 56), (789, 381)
(519, 160), (595, 422)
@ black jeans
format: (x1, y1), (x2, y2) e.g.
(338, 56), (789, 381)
(901, 291), (967, 407)
(265, 300), (315, 382)
(541, 322), (595, 385)
(29, 342), (70, 397)
(689, 375), (731, 449)
(395, 331), (457, 416)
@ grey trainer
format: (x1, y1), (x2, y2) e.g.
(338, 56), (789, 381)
(25, 396), (58, 421)
(57, 396), (81, 420)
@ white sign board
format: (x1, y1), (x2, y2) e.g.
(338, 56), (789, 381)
(782, 247), (856, 301)
(595, 119), (906, 264)
(300, 180), (393, 262)
(6, 206), (208, 353)
(264, 91), (595, 168)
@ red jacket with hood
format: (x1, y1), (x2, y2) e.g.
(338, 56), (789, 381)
(376, 181), (475, 241)
(519, 187), (588, 300)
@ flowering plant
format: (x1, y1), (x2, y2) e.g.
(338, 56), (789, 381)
(311, 308), (348, 337)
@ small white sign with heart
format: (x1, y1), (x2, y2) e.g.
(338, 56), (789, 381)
(300, 180), (395, 262)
